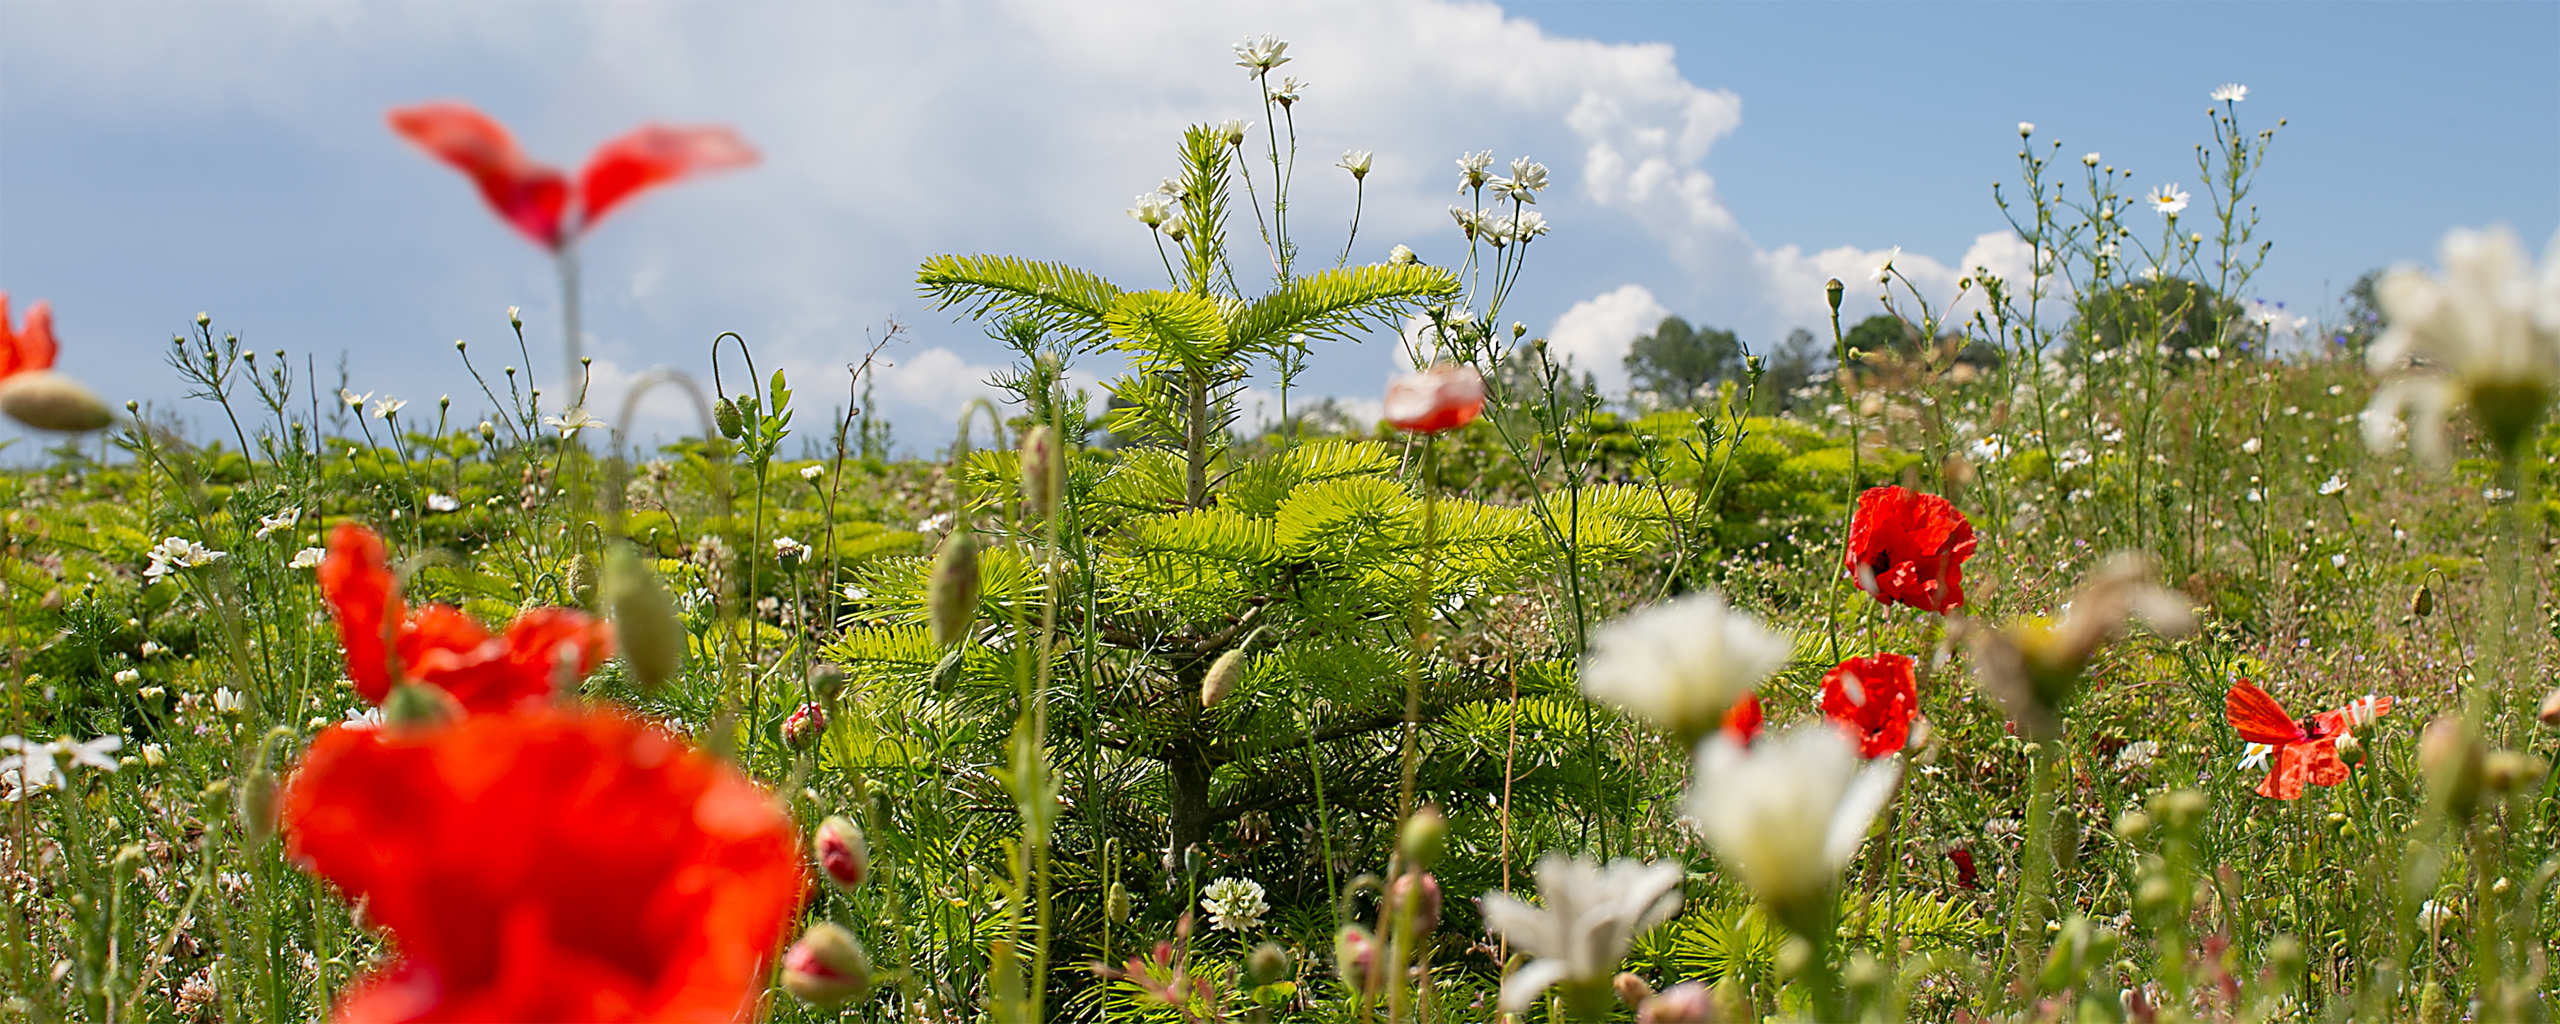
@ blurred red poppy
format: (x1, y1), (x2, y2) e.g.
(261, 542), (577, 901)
(1844, 486), (1976, 613)
(319, 523), (612, 712)
(284, 706), (807, 1022)
(1819, 652), (1917, 759)
(389, 103), (757, 250)
(1384, 363), (1486, 434)
(0, 294), (57, 380)
(2225, 679), (2391, 800)
(1718, 691), (1764, 747)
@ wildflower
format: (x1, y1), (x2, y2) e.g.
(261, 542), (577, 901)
(1272, 76), (1306, 106)
(141, 743), (165, 767)
(426, 493), (460, 513)
(2362, 226), (2560, 461)
(916, 511), (954, 534)
(2148, 184), (2190, 216)
(2318, 474), (2347, 496)
(1199, 646), (1248, 708)
(1201, 876), (1269, 933)
(388, 103), (755, 251)
(213, 687), (245, 714)
(926, 530), (983, 646)
(1686, 724), (1897, 921)
(1846, 486), (1977, 613)
(773, 535), (809, 563)
(1507, 211), (1550, 242)
(1127, 192), (1173, 229)
(1019, 424), (1060, 516)
(2241, 436), (2261, 454)
(1456, 150), (1494, 191)
(1479, 854), (1684, 1015)
(781, 702), (826, 751)
(2017, 121), (2035, 136)
(289, 547), (326, 570)
(2416, 900), (2455, 931)
(1337, 150), (1372, 180)
(371, 396), (407, 420)
(318, 523), (613, 713)
(1333, 925), (1383, 995)
(255, 507), (302, 538)
(1720, 692), (1765, 747)
(144, 537), (227, 582)
(1819, 653), (1918, 759)
(781, 923), (874, 1008)
(1216, 118), (1249, 147)
(0, 295), (111, 432)
(1232, 34), (1290, 74)
(341, 388), (371, 410)
(1506, 156), (1550, 195)
(1972, 553), (2195, 738)
(2226, 680), (2390, 800)
(1946, 848), (1979, 889)
(1383, 362), (1486, 434)
(1389, 244), (1418, 266)
(2211, 83), (2248, 103)
(1871, 246), (1901, 285)
(141, 641), (166, 658)
(114, 669), (141, 685)
(543, 406), (602, 439)
(2113, 740), (2160, 771)
(2083, 152), (2101, 166)
(799, 464), (824, 481)
(1580, 590), (1789, 748)
(282, 705), (805, 1020)
(813, 815), (869, 890)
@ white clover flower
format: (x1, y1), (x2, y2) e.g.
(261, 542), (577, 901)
(800, 464), (825, 481)
(2318, 474), (2348, 496)
(1388, 244), (1417, 266)
(1480, 855), (1684, 1013)
(2241, 436), (2261, 454)
(1200, 876), (1268, 933)
(1685, 724), (1899, 914)
(255, 506), (302, 539)
(543, 407), (602, 440)
(2363, 226), (2560, 462)
(370, 397), (407, 420)
(1127, 193), (1173, 229)
(114, 669), (141, 685)
(1579, 590), (1790, 745)
(2112, 740), (2160, 771)
(144, 537), (227, 582)
(2211, 83), (2248, 104)
(426, 493), (460, 513)
(1337, 150), (1372, 180)
(2148, 185), (2191, 216)
(1456, 150), (1494, 190)
(1232, 34), (1289, 74)
(289, 547), (326, 570)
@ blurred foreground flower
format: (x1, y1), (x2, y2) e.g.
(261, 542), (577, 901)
(389, 103), (755, 251)
(2225, 680), (2391, 800)
(1845, 486), (1976, 612)
(1685, 724), (1897, 925)
(320, 523), (613, 712)
(283, 706), (804, 1022)
(0, 294), (111, 432)
(1479, 854), (1684, 1018)
(1579, 590), (1790, 748)
(1384, 362), (1485, 433)
(2361, 225), (2560, 462)
(1971, 553), (2195, 738)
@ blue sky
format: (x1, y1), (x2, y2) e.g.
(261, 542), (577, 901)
(3, 1), (2552, 453)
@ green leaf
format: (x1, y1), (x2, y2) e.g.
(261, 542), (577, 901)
(917, 254), (1125, 349)
(1106, 290), (1230, 370)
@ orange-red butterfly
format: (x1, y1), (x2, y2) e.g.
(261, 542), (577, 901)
(2224, 679), (2390, 800)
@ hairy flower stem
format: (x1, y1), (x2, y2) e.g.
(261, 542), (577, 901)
(2009, 742), (2063, 1001)
(1396, 438), (1439, 822)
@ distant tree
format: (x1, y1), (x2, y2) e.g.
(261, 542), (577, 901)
(1841, 314), (1918, 362)
(1751, 327), (1826, 413)
(2071, 276), (2244, 362)
(1624, 315), (1744, 405)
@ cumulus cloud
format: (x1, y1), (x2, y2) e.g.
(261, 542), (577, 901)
(1544, 284), (1671, 396)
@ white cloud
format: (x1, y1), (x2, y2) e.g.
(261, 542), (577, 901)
(1545, 284), (1670, 396)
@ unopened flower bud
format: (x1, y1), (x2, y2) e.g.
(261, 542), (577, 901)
(0, 372), (115, 432)
(563, 553), (597, 606)
(195, 312), (211, 328)
(814, 815), (869, 890)
(781, 922), (873, 1008)
(1105, 881), (1132, 924)
(454, 338), (467, 351)
(782, 702), (828, 751)
(238, 767), (278, 846)
(1246, 941), (1292, 987)
(1334, 924), (1382, 995)
(1512, 321), (1527, 340)
(927, 531), (983, 646)
(603, 545), (685, 689)
(2334, 730), (2365, 769)
(1614, 972), (1656, 1008)
(507, 306), (522, 329)
(2411, 584), (2434, 618)
(809, 662), (848, 701)
(2537, 688), (2560, 728)
(1638, 981), (1716, 1024)
(1200, 647), (1247, 708)
(1388, 870), (1442, 935)
(2419, 715), (2484, 820)
(1398, 806), (1446, 871)
(478, 421), (496, 442)
(713, 398), (744, 440)
(1019, 425), (1060, 516)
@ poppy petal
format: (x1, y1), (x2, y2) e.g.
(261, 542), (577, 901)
(575, 124), (758, 231)
(1, 296), (58, 378)
(389, 103), (571, 248)
(2224, 680), (2305, 746)
(318, 524), (405, 703)
(2258, 741), (2313, 800)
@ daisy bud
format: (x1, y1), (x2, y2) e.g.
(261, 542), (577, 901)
(1333, 924), (1382, 996)
(809, 662), (849, 701)
(1246, 941), (1292, 987)
(1397, 806), (1446, 871)
(238, 766), (279, 846)
(1105, 881), (1132, 924)
(1019, 425), (1060, 516)
(507, 306), (522, 328)
(2334, 730), (2366, 768)
(195, 311), (211, 328)
(1199, 647), (1247, 708)
(1386, 870), (1441, 935)
(713, 397), (744, 440)
(1614, 972), (1655, 1008)
(2418, 715), (2484, 820)
(1637, 982), (1716, 1024)
(2538, 688), (2560, 728)
(603, 545), (686, 689)
(781, 922), (873, 1008)
(0, 372), (115, 433)
(813, 815), (869, 890)
(478, 420), (496, 442)
(927, 530), (982, 646)
(782, 702), (827, 751)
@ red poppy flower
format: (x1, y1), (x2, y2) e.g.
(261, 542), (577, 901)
(1719, 691), (1764, 747)
(1819, 652), (1917, 759)
(0, 294), (57, 380)
(283, 706), (807, 1022)
(389, 102), (757, 250)
(2225, 679), (2391, 800)
(1844, 486), (1976, 613)
(319, 523), (612, 712)
(1945, 847), (1978, 889)
(1383, 363), (1486, 433)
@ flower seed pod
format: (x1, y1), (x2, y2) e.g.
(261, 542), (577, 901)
(781, 922), (872, 1008)
(1245, 942), (1292, 987)
(712, 397), (744, 440)
(563, 553), (597, 607)
(1199, 647), (1247, 709)
(238, 766), (279, 846)
(814, 815), (869, 890)
(0, 372), (114, 432)
(926, 530), (982, 647)
(603, 544), (686, 689)
(1398, 805), (1447, 871)
(1019, 425), (1060, 516)
(782, 702), (828, 752)
(2418, 715), (2484, 820)
(1104, 881), (1132, 924)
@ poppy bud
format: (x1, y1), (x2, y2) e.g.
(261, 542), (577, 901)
(1638, 982), (1716, 1024)
(2538, 688), (2560, 729)
(0, 372), (114, 433)
(1614, 972), (1655, 1008)
(238, 766), (279, 846)
(563, 553), (597, 606)
(782, 702), (828, 751)
(713, 398), (744, 440)
(1019, 425), (1060, 516)
(2483, 750), (2543, 795)
(1387, 871), (1441, 935)
(814, 815), (869, 890)
(2334, 730), (2365, 768)
(2410, 584), (2434, 618)
(1398, 806), (1446, 871)
(1333, 924), (1382, 996)
(2418, 715), (2484, 820)
(1105, 881), (1132, 924)
(1246, 942), (1292, 987)
(382, 683), (463, 733)
(926, 531), (982, 646)
(1199, 647), (1247, 708)
(809, 662), (848, 701)
(781, 922), (873, 1008)
(603, 545), (686, 689)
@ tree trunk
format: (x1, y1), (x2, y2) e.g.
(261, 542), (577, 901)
(1165, 736), (1213, 874)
